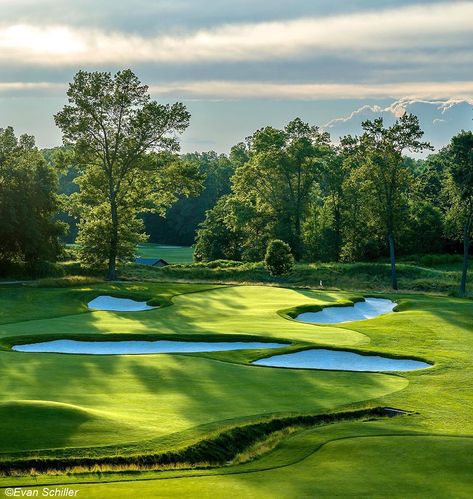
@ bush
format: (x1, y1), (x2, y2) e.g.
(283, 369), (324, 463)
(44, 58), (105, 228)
(33, 275), (103, 288)
(264, 240), (294, 276)
(26, 260), (65, 279)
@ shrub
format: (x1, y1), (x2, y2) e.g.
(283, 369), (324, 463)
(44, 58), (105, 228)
(264, 240), (294, 276)
(33, 275), (103, 288)
(26, 260), (65, 279)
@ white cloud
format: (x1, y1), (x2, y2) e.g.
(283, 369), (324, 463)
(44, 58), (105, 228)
(2, 80), (473, 102)
(324, 98), (473, 150)
(0, 81), (64, 92)
(0, 2), (472, 65)
(150, 81), (473, 100)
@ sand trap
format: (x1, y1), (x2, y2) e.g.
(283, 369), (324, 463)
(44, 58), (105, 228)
(253, 348), (431, 372)
(12, 340), (287, 355)
(296, 297), (395, 324)
(87, 296), (156, 312)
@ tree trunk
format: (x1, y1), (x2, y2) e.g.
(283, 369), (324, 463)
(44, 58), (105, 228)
(107, 196), (119, 281)
(388, 232), (398, 290)
(459, 216), (471, 297)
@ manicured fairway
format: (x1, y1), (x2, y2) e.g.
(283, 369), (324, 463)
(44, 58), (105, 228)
(136, 243), (194, 263)
(63, 433), (473, 498)
(0, 282), (472, 497)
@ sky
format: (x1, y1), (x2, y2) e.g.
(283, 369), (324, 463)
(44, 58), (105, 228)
(0, 0), (472, 153)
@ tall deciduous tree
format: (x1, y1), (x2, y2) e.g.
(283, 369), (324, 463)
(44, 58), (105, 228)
(55, 70), (201, 279)
(352, 114), (431, 289)
(0, 127), (63, 270)
(233, 118), (331, 259)
(447, 131), (473, 297)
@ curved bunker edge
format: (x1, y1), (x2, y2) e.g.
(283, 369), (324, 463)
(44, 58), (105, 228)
(252, 347), (432, 372)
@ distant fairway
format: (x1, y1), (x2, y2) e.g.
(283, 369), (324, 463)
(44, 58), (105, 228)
(136, 243), (194, 263)
(0, 282), (472, 497)
(66, 242), (194, 264)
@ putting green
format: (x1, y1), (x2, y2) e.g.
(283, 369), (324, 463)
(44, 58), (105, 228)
(0, 282), (472, 497)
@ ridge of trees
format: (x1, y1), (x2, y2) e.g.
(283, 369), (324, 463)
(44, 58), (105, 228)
(0, 69), (471, 293)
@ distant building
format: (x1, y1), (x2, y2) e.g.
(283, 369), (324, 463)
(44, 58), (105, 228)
(135, 258), (169, 267)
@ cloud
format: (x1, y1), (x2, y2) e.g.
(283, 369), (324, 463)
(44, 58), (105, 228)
(153, 81), (473, 100)
(0, 2), (472, 65)
(2, 80), (473, 102)
(0, 81), (64, 91)
(324, 98), (473, 150)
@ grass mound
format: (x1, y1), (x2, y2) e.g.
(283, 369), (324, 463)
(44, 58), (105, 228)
(0, 407), (399, 475)
(278, 295), (364, 319)
(0, 401), (135, 453)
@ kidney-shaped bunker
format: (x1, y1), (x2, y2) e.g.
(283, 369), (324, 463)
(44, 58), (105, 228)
(296, 297), (395, 324)
(87, 296), (156, 312)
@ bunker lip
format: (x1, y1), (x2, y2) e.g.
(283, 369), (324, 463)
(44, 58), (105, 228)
(87, 295), (157, 312)
(12, 339), (288, 355)
(252, 348), (432, 372)
(296, 297), (396, 324)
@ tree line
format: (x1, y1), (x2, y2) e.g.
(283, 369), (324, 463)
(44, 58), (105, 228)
(0, 69), (472, 294)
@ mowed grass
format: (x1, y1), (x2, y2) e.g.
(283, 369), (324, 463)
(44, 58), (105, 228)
(64, 432), (473, 498)
(123, 260), (471, 296)
(136, 243), (194, 264)
(0, 355), (405, 455)
(0, 281), (217, 325)
(0, 282), (472, 497)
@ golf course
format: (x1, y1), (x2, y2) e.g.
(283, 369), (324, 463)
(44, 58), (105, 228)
(0, 281), (472, 497)
(1, 26), (473, 496)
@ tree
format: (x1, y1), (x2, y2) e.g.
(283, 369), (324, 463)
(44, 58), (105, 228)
(0, 127), (63, 270)
(402, 200), (444, 255)
(143, 151), (235, 245)
(316, 142), (359, 261)
(264, 239), (295, 276)
(350, 114), (431, 289)
(446, 131), (473, 296)
(55, 69), (202, 279)
(232, 118), (331, 259)
(194, 196), (243, 262)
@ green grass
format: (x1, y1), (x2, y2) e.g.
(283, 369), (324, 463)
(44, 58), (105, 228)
(136, 243), (194, 264)
(122, 260), (471, 296)
(0, 282), (472, 497)
(56, 432), (473, 498)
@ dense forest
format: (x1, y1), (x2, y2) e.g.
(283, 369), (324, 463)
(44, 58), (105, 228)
(51, 125), (469, 264)
(0, 70), (472, 292)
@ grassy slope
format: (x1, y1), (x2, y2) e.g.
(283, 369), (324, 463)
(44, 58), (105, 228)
(123, 260), (471, 296)
(0, 281), (217, 325)
(0, 282), (472, 497)
(69, 433), (473, 498)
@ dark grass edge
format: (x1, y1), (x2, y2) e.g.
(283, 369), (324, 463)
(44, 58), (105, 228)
(0, 407), (407, 476)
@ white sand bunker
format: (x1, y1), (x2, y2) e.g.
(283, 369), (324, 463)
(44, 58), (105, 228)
(13, 340), (287, 355)
(88, 295), (156, 312)
(253, 348), (431, 372)
(296, 297), (395, 324)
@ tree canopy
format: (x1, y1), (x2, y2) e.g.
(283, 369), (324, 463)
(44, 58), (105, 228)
(54, 69), (202, 279)
(445, 130), (473, 296)
(0, 127), (63, 272)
